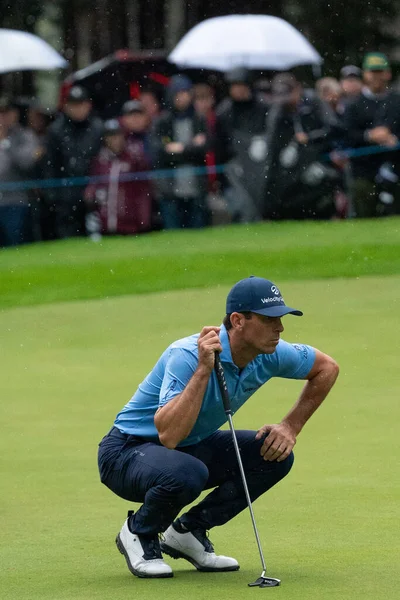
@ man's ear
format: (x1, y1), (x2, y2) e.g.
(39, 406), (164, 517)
(230, 312), (247, 329)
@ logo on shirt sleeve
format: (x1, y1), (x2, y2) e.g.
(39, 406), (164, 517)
(293, 344), (309, 360)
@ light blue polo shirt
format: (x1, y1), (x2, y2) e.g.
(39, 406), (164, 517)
(114, 324), (316, 447)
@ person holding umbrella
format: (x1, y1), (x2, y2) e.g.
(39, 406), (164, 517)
(150, 74), (209, 230)
(214, 67), (269, 222)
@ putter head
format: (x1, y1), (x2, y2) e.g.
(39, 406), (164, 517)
(248, 576), (281, 588)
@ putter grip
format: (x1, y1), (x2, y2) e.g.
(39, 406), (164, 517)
(214, 351), (232, 415)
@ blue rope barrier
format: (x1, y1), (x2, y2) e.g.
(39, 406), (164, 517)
(0, 143), (398, 194)
(0, 164), (226, 193)
(329, 142), (400, 159)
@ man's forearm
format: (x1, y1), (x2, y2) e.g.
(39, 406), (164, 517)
(282, 363), (339, 435)
(154, 366), (211, 449)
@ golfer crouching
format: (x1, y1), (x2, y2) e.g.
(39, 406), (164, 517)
(98, 276), (339, 578)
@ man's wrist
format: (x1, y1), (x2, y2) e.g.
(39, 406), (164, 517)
(196, 363), (213, 378)
(281, 419), (302, 436)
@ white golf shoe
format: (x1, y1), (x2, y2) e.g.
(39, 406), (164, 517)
(161, 520), (239, 572)
(115, 517), (173, 578)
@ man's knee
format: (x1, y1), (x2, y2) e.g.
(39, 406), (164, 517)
(165, 460), (209, 504)
(260, 450), (294, 482)
(277, 451), (294, 478)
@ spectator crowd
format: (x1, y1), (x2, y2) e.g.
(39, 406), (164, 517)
(1, 51), (400, 247)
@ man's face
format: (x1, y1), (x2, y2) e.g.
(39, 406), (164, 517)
(140, 92), (160, 119)
(0, 109), (11, 130)
(0, 107), (18, 129)
(363, 69), (391, 93)
(341, 77), (363, 97)
(320, 88), (341, 108)
(28, 108), (47, 134)
(173, 90), (192, 112)
(194, 86), (215, 116)
(105, 132), (125, 155)
(64, 100), (92, 122)
(235, 312), (285, 354)
(229, 83), (251, 102)
(122, 111), (149, 133)
(285, 86), (302, 108)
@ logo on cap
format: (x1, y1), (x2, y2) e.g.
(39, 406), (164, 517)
(271, 286), (280, 295)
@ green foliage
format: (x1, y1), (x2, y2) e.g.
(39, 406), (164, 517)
(284, 0), (398, 74)
(0, 0), (43, 30)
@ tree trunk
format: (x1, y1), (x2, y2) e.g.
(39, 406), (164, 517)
(63, 0), (79, 71)
(109, 1), (128, 51)
(92, 0), (112, 60)
(165, 0), (186, 50)
(125, 0), (141, 50)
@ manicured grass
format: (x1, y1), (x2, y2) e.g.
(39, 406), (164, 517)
(2, 277), (399, 600)
(1, 217), (399, 309)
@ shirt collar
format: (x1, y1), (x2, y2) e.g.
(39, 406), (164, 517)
(219, 324), (236, 366)
(362, 86), (388, 100)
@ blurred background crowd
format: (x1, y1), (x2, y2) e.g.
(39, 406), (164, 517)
(2, 50), (400, 247)
(2, 2), (400, 247)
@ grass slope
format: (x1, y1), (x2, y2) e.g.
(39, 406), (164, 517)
(1, 217), (399, 309)
(1, 277), (400, 600)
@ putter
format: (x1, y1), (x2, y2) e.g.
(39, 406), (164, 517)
(214, 352), (281, 588)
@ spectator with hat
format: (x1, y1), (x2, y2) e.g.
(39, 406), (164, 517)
(339, 65), (363, 111)
(44, 85), (103, 238)
(150, 74), (208, 229)
(121, 99), (152, 165)
(215, 67), (268, 165)
(85, 118), (152, 236)
(343, 52), (398, 217)
(139, 86), (163, 123)
(0, 97), (39, 246)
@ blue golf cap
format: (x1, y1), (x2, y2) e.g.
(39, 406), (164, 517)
(226, 276), (303, 318)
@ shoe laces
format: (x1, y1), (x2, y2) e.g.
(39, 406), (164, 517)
(139, 533), (162, 560)
(192, 528), (214, 553)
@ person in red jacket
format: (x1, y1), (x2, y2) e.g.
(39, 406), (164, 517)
(85, 119), (152, 237)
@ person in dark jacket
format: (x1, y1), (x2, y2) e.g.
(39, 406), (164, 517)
(44, 86), (103, 238)
(343, 52), (398, 217)
(368, 75), (400, 215)
(150, 75), (208, 229)
(264, 73), (336, 220)
(214, 68), (269, 222)
(338, 65), (363, 113)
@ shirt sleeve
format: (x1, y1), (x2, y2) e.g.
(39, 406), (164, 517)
(159, 347), (199, 407)
(273, 340), (316, 379)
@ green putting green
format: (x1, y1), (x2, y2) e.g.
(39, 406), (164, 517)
(2, 274), (399, 600)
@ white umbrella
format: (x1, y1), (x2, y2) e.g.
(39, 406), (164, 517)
(0, 29), (67, 74)
(169, 15), (322, 72)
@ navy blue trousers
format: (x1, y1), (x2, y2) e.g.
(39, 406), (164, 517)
(98, 427), (294, 536)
